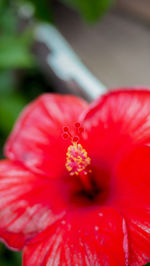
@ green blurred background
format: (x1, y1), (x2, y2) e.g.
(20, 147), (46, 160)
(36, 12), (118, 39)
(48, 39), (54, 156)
(0, 0), (114, 264)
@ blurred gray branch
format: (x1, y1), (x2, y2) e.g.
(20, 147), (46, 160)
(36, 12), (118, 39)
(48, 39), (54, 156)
(34, 23), (107, 101)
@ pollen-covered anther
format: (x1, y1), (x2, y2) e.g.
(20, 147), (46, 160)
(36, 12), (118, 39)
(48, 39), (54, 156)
(66, 142), (91, 176)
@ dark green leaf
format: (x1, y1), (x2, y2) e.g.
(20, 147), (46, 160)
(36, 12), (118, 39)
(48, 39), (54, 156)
(0, 243), (21, 266)
(0, 94), (26, 134)
(0, 8), (17, 34)
(27, 0), (53, 22)
(0, 70), (15, 96)
(0, 34), (34, 68)
(61, 0), (114, 21)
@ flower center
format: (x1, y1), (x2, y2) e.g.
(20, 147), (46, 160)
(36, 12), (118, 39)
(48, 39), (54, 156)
(63, 123), (92, 192)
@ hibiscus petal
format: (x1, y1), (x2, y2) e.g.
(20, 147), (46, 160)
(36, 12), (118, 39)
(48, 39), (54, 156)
(81, 89), (150, 168)
(114, 145), (150, 265)
(23, 207), (129, 266)
(126, 207), (150, 266)
(0, 160), (66, 250)
(5, 94), (88, 178)
(81, 89), (150, 265)
(115, 145), (150, 197)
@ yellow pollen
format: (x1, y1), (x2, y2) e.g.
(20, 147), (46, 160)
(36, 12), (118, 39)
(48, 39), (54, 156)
(66, 142), (91, 176)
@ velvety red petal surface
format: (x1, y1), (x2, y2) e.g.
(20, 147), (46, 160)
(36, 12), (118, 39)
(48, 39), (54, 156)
(5, 94), (88, 178)
(82, 90), (150, 168)
(81, 89), (150, 265)
(114, 145), (150, 265)
(23, 207), (128, 266)
(0, 160), (66, 250)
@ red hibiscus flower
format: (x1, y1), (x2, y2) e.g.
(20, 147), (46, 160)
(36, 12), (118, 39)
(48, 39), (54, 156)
(0, 90), (150, 265)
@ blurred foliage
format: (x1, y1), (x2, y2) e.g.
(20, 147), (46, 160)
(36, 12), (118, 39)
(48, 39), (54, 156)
(61, 0), (114, 21)
(0, 0), (114, 265)
(26, 0), (114, 22)
(0, 33), (34, 68)
(27, 0), (53, 22)
(0, 243), (21, 266)
(0, 68), (54, 138)
(0, 0), (34, 68)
